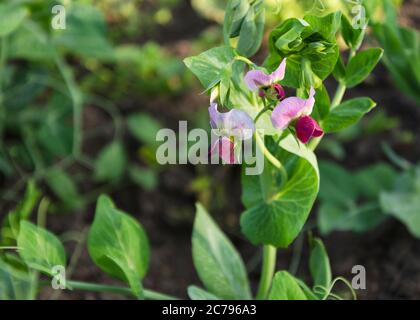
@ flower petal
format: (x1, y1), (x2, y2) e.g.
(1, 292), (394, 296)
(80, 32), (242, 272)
(273, 83), (285, 100)
(210, 137), (235, 164)
(208, 103), (255, 139)
(295, 115), (323, 144)
(208, 103), (220, 129)
(244, 69), (271, 91)
(271, 87), (316, 129)
(269, 58), (287, 83)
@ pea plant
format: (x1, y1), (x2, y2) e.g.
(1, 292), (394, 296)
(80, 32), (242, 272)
(1, 1), (383, 300)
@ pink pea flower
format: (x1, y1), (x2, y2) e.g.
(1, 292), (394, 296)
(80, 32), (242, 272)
(271, 87), (323, 144)
(208, 103), (255, 164)
(244, 59), (287, 99)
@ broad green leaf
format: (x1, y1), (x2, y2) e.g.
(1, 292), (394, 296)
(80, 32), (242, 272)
(318, 201), (385, 235)
(0, 258), (36, 300)
(321, 98), (376, 133)
(192, 203), (251, 300)
(380, 167), (420, 238)
(268, 271), (307, 300)
(318, 162), (395, 235)
(8, 21), (55, 61)
(187, 286), (220, 300)
(341, 15), (366, 50)
(0, 3), (28, 37)
(127, 112), (163, 148)
(241, 161), (318, 247)
(52, 4), (114, 60)
(46, 168), (82, 210)
(355, 164), (397, 200)
(241, 134), (319, 248)
(17, 221), (66, 276)
(345, 48), (383, 88)
(309, 238), (332, 290)
(184, 46), (235, 90)
(88, 195), (150, 298)
(319, 161), (357, 204)
(94, 142), (127, 182)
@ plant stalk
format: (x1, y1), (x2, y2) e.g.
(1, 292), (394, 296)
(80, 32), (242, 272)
(256, 245), (277, 299)
(65, 280), (178, 300)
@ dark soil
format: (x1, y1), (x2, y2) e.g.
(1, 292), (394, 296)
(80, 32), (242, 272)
(13, 0), (420, 299)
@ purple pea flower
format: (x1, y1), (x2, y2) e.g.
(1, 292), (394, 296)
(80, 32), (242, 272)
(271, 87), (323, 144)
(244, 59), (287, 99)
(295, 115), (323, 144)
(208, 103), (255, 164)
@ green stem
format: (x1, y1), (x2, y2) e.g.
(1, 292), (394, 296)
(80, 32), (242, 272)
(66, 280), (178, 300)
(255, 132), (288, 183)
(234, 55), (254, 66)
(0, 36), (8, 139)
(330, 82), (346, 109)
(256, 245), (277, 299)
(254, 107), (271, 123)
(54, 54), (83, 157)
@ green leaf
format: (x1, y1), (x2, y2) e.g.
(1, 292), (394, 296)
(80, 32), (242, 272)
(318, 201), (385, 235)
(184, 46), (235, 90)
(8, 21), (55, 61)
(355, 164), (397, 200)
(265, 14), (340, 88)
(321, 98), (376, 133)
(187, 286), (220, 300)
(345, 48), (383, 88)
(127, 112), (163, 148)
(268, 271), (307, 300)
(1, 180), (41, 244)
(309, 237), (332, 290)
(0, 3), (28, 37)
(235, 0), (265, 57)
(380, 167), (420, 238)
(341, 15), (366, 50)
(17, 221), (66, 276)
(317, 162), (395, 235)
(241, 135), (319, 248)
(88, 195), (150, 298)
(128, 166), (158, 191)
(45, 168), (82, 210)
(192, 203), (251, 300)
(304, 12), (342, 43)
(319, 161), (358, 204)
(373, 22), (420, 104)
(0, 258), (36, 300)
(52, 4), (114, 60)
(94, 142), (127, 182)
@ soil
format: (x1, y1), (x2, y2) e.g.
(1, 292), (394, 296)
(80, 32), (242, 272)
(8, 0), (420, 300)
